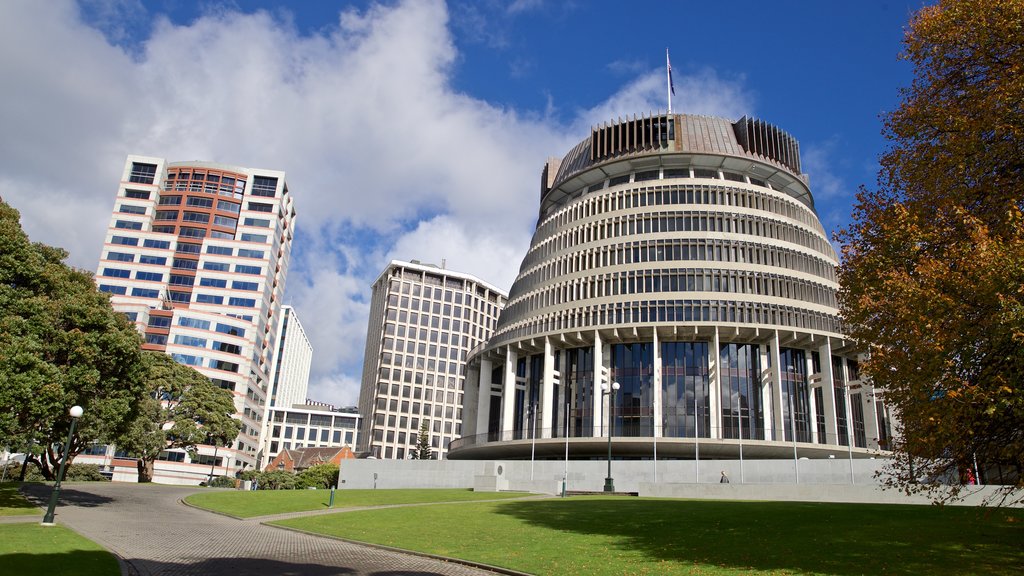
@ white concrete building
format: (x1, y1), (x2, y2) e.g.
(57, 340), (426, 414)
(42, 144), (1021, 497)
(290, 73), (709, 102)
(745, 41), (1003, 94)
(91, 155), (296, 483)
(357, 260), (507, 460)
(262, 404), (360, 466)
(267, 305), (312, 409)
(450, 114), (893, 463)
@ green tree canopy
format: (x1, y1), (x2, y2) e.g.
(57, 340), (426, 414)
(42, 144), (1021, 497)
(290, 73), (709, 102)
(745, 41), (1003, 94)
(411, 422), (433, 460)
(117, 351), (241, 482)
(837, 0), (1024, 504)
(0, 201), (147, 480)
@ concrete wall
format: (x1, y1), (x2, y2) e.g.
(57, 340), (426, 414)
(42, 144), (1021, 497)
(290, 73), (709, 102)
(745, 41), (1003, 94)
(338, 457), (887, 495)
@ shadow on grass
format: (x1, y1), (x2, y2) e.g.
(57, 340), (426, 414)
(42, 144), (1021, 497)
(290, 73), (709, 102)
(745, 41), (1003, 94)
(4, 551), (119, 576)
(0, 485), (40, 513)
(19, 484), (115, 509)
(125, 556), (466, 576)
(493, 498), (1024, 576)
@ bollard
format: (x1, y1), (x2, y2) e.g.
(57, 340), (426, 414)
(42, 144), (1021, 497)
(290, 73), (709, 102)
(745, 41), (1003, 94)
(329, 487), (335, 508)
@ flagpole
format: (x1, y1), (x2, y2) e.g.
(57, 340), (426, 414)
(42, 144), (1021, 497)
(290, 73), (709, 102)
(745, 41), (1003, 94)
(666, 48), (673, 114)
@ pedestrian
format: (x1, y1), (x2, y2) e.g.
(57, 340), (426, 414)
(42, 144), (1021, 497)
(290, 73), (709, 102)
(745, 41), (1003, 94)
(720, 470), (730, 484)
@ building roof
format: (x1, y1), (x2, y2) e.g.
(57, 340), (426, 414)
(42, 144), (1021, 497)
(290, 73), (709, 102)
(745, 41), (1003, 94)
(279, 446), (351, 469)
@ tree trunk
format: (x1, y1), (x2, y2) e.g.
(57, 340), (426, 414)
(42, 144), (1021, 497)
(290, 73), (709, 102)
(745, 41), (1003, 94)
(137, 458), (155, 483)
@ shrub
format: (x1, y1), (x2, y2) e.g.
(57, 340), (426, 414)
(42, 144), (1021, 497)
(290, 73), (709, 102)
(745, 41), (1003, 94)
(257, 470), (297, 490)
(297, 464), (338, 490)
(206, 476), (236, 488)
(64, 464), (109, 482)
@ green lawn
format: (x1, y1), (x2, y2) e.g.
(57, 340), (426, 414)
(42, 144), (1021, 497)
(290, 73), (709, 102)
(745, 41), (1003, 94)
(273, 497), (1024, 576)
(0, 483), (41, 516)
(185, 488), (531, 518)
(0, 524), (119, 576)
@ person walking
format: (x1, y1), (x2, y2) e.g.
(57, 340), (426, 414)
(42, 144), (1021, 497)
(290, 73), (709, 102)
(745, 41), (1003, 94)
(720, 470), (730, 484)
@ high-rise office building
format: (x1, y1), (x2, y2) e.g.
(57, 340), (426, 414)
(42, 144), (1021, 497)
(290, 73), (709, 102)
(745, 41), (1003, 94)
(94, 155), (295, 483)
(451, 113), (891, 461)
(357, 260), (507, 459)
(267, 305), (313, 409)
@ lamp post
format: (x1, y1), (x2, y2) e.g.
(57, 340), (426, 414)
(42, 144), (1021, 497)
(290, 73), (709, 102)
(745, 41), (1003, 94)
(42, 405), (83, 526)
(601, 381), (620, 492)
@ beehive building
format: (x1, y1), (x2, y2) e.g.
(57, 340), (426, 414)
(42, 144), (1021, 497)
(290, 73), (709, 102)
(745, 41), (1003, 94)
(450, 114), (891, 460)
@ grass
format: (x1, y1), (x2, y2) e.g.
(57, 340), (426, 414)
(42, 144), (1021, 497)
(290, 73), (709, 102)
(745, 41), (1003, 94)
(273, 496), (1024, 576)
(184, 488), (531, 518)
(0, 483), (41, 516)
(0, 524), (120, 576)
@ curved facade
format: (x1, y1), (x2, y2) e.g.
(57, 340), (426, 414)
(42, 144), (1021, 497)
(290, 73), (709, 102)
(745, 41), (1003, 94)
(450, 114), (891, 460)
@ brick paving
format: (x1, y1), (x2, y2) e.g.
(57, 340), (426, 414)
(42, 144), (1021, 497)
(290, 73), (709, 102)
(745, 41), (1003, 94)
(20, 483), (515, 576)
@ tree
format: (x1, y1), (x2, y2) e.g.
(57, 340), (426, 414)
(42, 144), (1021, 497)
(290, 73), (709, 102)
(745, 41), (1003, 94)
(297, 463), (339, 489)
(411, 422), (433, 460)
(116, 351), (241, 482)
(837, 0), (1024, 504)
(0, 201), (148, 480)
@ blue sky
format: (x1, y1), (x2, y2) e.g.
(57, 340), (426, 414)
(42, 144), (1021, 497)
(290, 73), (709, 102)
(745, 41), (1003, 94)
(0, 0), (922, 406)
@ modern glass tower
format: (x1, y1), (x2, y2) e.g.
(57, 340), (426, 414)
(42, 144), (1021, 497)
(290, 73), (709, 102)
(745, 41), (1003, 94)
(450, 114), (892, 460)
(93, 155), (295, 482)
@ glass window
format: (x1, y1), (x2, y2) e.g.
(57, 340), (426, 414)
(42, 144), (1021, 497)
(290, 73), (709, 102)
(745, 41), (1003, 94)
(131, 287), (159, 298)
(125, 189), (150, 199)
(98, 284), (126, 295)
(107, 252), (134, 262)
(199, 278), (227, 288)
(111, 235), (138, 246)
(195, 294), (224, 304)
(206, 246), (233, 255)
(135, 271), (163, 282)
(114, 220), (142, 230)
(143, 239), (170, 249)
(139, 255), (166, 265)
(102, 268), (131, 278)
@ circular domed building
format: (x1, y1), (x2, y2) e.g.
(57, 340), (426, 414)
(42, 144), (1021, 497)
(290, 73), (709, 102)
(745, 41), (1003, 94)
(449, 113), (891, 461)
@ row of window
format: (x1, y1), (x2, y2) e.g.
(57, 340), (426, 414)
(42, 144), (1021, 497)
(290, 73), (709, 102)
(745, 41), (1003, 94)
(99, 285), (159, 298)
(178, 316), (246, 336)
(539, 181), (824, 243)
(269, 425), (354, 444)
(198, 277), (260, 291)
(194, 294), (257, 307)
(171, 353), (240, 373)
(512, 237), (837, 301)
(490, 298), (845, 349)
(502, 267), (837, 322)
(527, 209), (833, 275)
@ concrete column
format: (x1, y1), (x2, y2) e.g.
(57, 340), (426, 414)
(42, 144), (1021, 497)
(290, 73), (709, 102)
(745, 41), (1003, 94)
(862, 385), (880, 450)
(593, 331), (605, 437)
(759, 343), (773, 441)
(501, 346), (517, 436)
(709, 327), (721, 438)
(477, 356), (493, 439)
(818, 340), (839, 445)
(805, 352), (819, 444)
(541, 337), (555, 438)
(652, 330), (661, 438)
(841, 359), (855, 448)
(769, 331), (784, 440)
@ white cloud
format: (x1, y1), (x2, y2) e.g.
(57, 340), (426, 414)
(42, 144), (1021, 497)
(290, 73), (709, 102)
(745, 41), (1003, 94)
(0, 0), (755, 407)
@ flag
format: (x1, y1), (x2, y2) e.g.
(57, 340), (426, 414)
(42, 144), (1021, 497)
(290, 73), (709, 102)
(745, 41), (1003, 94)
(667, 51), (675, 96)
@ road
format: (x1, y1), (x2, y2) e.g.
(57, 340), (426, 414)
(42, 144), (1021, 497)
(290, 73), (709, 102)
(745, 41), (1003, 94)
(19, 482), (515, 576)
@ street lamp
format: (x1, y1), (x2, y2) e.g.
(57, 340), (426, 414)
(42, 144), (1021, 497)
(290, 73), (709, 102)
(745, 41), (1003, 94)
(42, 405), (83, 526)
(601, 381), (620, 492)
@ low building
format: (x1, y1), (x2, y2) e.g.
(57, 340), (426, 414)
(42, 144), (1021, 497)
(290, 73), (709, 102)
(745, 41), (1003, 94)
(260, 403), (360, 468)
(266, 446), (355, 472)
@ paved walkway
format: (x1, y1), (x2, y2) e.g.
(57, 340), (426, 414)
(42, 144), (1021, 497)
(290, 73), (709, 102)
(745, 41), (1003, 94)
(20, 483), (513, 576)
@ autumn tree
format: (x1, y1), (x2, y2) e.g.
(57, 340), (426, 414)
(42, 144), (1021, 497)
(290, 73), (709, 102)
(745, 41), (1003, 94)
(0, 201), (147, 480)
(117, 351), (241, 482)
(411, 422), (433, 460)
(837, 0), (1024, 504)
